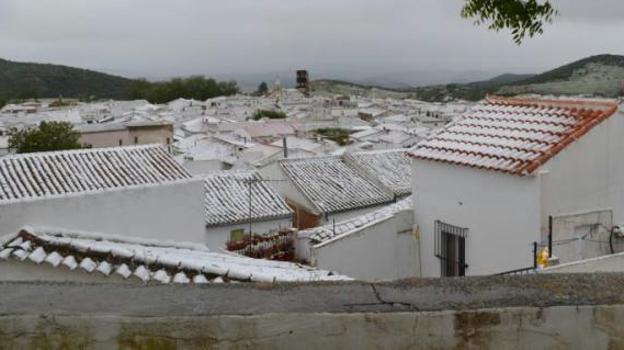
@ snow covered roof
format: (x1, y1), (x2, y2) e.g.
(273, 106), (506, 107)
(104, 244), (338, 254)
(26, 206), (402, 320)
(203, 171), (293, 227)
(344, 150), (412, 196)
(279, 156), (395, 214)
(0, 145), (191, 203)
(0, 227), (348, 283)
(409, 95), (619, 176)
(241, 122), (297, 138)
(301, 196), (412, 244)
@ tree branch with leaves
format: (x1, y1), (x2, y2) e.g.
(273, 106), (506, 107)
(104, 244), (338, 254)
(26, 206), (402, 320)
(461, 0), (557, 44)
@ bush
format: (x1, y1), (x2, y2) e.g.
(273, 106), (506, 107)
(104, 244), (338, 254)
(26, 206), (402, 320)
(252, 109), (287, 120)
(315, 128), (352, 146)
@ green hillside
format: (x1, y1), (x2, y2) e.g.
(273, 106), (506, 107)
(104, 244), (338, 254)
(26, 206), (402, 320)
(0, 58), (134, 101)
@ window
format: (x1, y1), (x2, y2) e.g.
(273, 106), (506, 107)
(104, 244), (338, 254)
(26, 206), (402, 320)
(166, 137), (171, 145)
(119, 139), (123, 146)
(434, 220), (468, 277)
(230, 229), (246, 241)
(134, 136), (139, 144)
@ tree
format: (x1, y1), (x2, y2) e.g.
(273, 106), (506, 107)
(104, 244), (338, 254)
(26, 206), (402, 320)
(252, 109), (287, 120)
(8, 121), (82, 153)
(461, 0), (557, 44)
(257, 82), (269, 96)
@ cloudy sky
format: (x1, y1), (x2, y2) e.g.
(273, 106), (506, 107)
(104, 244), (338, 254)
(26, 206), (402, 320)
(0, 0), (623, 85)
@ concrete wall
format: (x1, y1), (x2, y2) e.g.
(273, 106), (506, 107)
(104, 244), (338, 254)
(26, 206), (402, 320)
(2, 275), (624, 348)
(310, 210), (419, 281)
(0, 180), (206, 243)
(413, 160), (541, 277)
(204, 217), (293, 250)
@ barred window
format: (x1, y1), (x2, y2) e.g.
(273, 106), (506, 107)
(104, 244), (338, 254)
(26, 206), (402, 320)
(434, 220), (468, 277)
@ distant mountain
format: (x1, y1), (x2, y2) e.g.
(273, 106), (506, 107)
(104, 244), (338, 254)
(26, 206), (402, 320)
(0, 58), (135, 101)
(497, 54), (624, 97)
(311, 55), (624, 102)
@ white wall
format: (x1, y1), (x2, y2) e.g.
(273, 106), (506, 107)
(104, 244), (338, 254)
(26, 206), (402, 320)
(260, 162), (319, 214)
(204, 217), (293, 251)
(309, 210), (419, 281)
(537, 110), (624, 261)
(413, 160), (541, 277)
(0, 259), (133, 283)
(0, 180), (206, 243)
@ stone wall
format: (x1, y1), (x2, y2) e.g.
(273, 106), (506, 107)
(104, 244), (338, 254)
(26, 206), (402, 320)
(2, 274), (624, 349)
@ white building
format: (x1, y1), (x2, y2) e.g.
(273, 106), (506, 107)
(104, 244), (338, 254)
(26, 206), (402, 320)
(410, 95), (622, 277)
(263, 155), (399, 228)
(296, 196), (419, 281)
(203, 171), (293, 250)
(0, 145), (205, 242)
(0, 227), (348, 284)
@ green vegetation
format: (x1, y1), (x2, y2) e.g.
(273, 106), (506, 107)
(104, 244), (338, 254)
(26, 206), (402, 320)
(252, 109), (287, 120)
(0, 58), (239, 104)
(8, 121), (82, 153)
(128, 76), (239, 104)
(0, 58), (133, 102)
(461, 0), (557, 44)
(315, 128), (352, 146)
(256, 81), (269, 96)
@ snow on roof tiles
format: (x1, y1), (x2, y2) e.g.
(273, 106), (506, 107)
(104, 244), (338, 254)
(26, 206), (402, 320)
(0, 145), (191, 203)
(279, 156), (395, 214)
(409, 95), (619, 176)
(344, 150), (412, 196)
(203, 171), (293, 227)
(0, 227), (349, 283)
(301, 196), (412, 244)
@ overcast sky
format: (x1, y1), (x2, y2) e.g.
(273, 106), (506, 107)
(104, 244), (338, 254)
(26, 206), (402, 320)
(0, 0), (623, 83)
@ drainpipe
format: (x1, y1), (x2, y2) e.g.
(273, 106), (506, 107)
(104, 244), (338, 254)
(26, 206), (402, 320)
(283, 136), (288, 158)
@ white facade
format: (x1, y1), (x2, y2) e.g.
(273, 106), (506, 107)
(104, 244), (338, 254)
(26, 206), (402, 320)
(303, 210), (419, 281)
(413, 161), (541, 277)
(413, 106), (624, 276)
(0, 180), (206, 243)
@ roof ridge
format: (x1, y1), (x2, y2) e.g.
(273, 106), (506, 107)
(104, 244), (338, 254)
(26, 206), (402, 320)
(1, 144), (164, 160)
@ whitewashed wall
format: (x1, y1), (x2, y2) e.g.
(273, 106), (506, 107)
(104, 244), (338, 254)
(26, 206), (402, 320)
(0, 260), (132, 283)
(538, 110), (624, 231)
(308, 210), (419, 281)
(0, 180), (206, 243)
(412, 160), (541, 277)
(204, 217), (293, 251)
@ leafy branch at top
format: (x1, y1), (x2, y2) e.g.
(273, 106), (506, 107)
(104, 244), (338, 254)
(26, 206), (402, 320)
(461, 0), (557, 44)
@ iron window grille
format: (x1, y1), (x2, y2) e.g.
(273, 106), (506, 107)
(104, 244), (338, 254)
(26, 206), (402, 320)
(434, 220), (468, 277)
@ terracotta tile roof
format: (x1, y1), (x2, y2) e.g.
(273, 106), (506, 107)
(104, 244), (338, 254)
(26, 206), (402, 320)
(203, 171), (293, 227)
(409, 96), (619, 176)
(0, 227), (350, 283)
(0, 145), (191, 203)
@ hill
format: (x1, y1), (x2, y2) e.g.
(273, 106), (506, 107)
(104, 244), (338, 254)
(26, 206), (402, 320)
(0, 58), (134, 101)
(311, 55), (624, 102)
(497, 54), (624, 97)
